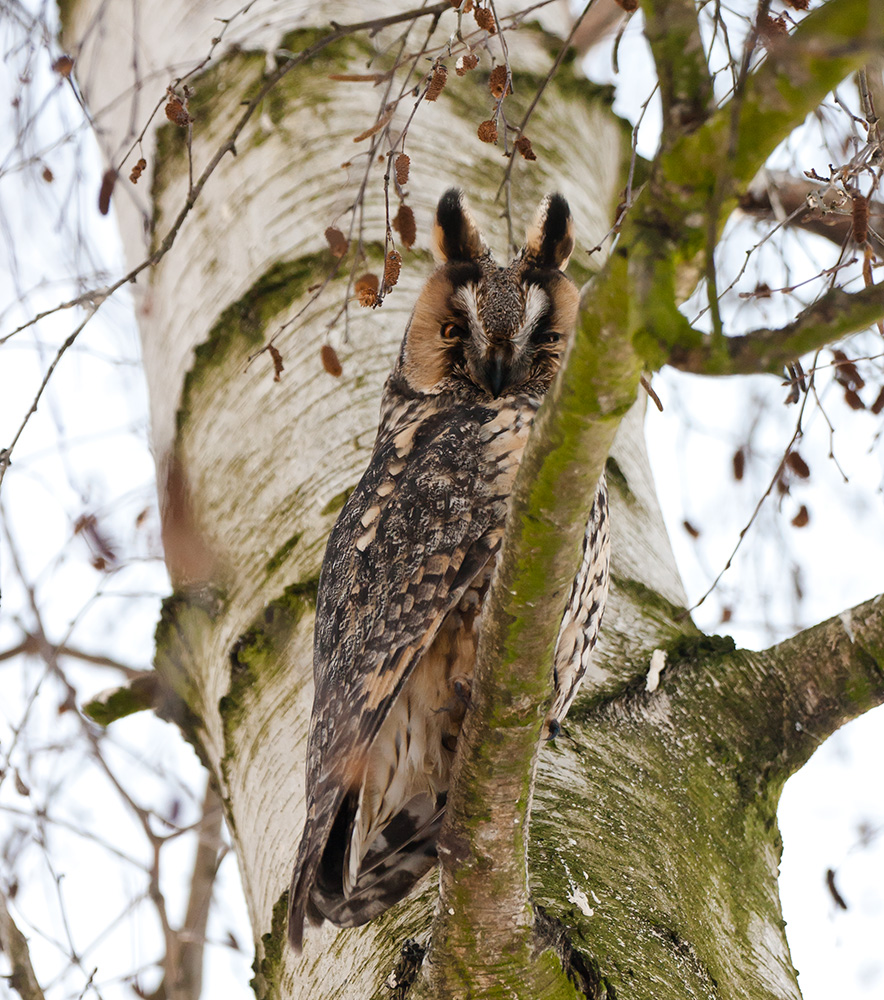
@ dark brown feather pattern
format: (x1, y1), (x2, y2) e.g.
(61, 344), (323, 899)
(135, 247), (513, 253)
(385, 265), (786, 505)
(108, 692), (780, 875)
(288, 190), (609, 950)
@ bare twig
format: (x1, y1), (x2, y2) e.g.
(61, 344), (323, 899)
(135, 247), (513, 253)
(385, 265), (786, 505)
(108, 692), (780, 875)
(495, 1), (595, 201)
(686, 377), (812, 614)
(0, 3), (453, 491)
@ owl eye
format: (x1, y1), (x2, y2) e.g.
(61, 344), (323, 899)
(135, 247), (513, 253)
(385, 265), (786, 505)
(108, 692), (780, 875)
(440, 322), (469, 341)
(531, 329), (560, 345)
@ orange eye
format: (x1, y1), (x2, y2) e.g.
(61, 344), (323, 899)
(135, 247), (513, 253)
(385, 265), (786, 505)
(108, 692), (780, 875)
(440, 322), (468, 341)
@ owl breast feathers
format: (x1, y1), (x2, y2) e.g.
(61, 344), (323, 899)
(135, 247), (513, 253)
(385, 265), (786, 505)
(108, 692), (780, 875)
(288, 189), (610, 950)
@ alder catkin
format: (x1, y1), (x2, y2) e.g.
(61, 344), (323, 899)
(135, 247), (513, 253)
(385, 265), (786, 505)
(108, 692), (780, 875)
(393, 204), (417, 249)
(98, 169), (116, 215)
(488, 65), (510, 99)
(395, 153), (410, 187)
(355, 274), (380, 308)
(477, 119), (498, 143)
(426, 64), (448, 102)
(320, 344), (343, 376)
(474, 7), (495, 33)
(514, 136), (536, 160)
(384, 250), (402, 289)
(325, 227), (349, 258)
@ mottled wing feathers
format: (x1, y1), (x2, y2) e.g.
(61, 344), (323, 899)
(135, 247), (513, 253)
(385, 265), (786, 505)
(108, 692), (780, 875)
(546, 472), (610, 737)
(288, 187), (609, 953)
(288, 396), (508, 949)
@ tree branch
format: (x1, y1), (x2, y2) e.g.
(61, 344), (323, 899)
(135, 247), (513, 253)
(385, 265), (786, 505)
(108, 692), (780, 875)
(145, 780), (224, 1000)
(653, 593), (884, 798)
(760, 592), (884, 777)
(649, 0), (882, 240)
(668, 282), (884, 375)
(0, 892), (46, 1000)
(640, 0), (713, 141)
(176, 781), (223, 1000)
(422, 255), (642, 996)
(739, 171), (884, 254)
(0, 631), (141, 678)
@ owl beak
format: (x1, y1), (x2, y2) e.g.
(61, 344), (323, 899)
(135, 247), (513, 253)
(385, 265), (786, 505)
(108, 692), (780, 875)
(482, 352), (510, 397)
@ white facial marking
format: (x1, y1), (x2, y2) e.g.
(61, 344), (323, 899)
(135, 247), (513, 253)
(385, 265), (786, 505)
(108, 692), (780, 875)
(453, 283), (484, 346)
(517, 285), (550, 346)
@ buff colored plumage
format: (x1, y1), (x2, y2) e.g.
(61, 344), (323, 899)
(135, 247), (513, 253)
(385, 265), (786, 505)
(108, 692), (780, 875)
(288, 189), (609, 950)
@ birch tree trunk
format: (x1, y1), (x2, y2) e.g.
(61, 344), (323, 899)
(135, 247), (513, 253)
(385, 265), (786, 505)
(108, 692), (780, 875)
(62, 2), (884, 998)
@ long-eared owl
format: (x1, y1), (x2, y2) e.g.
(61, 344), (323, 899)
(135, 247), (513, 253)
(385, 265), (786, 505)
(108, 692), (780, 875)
(288, 189), (609, 950)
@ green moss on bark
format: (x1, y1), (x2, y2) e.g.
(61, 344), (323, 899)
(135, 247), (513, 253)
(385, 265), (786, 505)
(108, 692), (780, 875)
(83, 674), (158, 725)
(153, 588), (225, 765)
(265, 532), (303, 576)
(219, 578), (318, 742)
(251, 890), (289, 1000)
(176, 255), (327, 435)
(320, 485), (355, 517)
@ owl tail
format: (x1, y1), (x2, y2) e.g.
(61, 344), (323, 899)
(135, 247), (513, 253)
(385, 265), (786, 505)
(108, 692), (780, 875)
(288, 790), (445, 949)
(315, 791), (445, 928)
(287, 787), (348, 952)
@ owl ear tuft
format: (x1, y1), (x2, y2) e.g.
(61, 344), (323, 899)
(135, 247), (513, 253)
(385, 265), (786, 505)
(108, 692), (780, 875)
(524, 193), (573, 271)
(433, 188), (487, 263)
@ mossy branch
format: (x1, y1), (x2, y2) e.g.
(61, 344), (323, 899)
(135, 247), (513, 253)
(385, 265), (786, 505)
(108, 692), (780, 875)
(758, 592), (884, 779)
(657, 593), (884, 799)
(419, 256), (641, 997)
(640, 0), (713, 140)
(653, 0), (882, 230)
(666, 282), (884, 375)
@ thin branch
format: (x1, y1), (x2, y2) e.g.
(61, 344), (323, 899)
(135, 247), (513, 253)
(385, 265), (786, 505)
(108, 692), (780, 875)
(668, 281), (884, 376)
(0, 2), (453, 492)
(144, 780), (224, 1000)
(0, 632), (141, 678)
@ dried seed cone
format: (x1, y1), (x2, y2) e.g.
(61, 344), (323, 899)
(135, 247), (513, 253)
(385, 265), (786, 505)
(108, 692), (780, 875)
(129, 157), (147, 184)
(165, 96), (191, 127)
(325, 227), (349, 258)
(395, 153), (410, 187)
(384, 250), (402, 289)
(477, 119), (498, 143)
(474, 7), (495, 32)
(426, 64), (448, 102)
(321, 344), (343, 376)
(489, 65), (510, 99)
(393, 204), (416, 249)
(514, 136), (536, 160)
(456, 54), (479, 76)
(355, 273), (380, 308)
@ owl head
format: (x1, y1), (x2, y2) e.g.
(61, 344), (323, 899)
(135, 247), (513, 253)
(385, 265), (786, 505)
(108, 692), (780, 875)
(396, 189), (579, 400)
